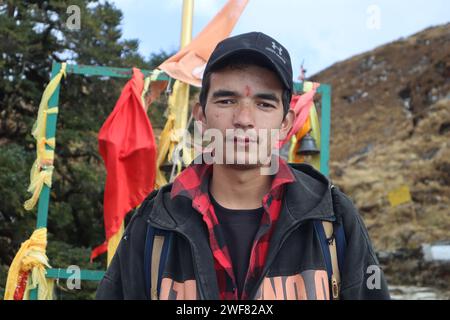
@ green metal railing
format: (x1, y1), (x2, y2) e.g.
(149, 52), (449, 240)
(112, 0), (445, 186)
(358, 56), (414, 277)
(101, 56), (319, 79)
(29, 62), (167, 299)
(28, 61), (331, 299)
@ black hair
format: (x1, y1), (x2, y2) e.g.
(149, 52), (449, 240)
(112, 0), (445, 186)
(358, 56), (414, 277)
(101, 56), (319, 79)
(199, 53), (291, 117)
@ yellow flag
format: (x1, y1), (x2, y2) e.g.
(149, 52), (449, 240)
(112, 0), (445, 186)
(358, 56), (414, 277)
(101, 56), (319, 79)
(388, 185), (412, 207)
(4, 228), (52, 300)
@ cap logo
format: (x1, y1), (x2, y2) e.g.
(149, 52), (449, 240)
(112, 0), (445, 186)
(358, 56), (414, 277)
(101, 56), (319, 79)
(271, 41), (283, 56)
(264, 41), (287, 65)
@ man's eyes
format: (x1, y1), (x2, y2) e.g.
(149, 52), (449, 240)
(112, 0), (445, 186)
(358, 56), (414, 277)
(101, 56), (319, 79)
(215, 99), (275, 108)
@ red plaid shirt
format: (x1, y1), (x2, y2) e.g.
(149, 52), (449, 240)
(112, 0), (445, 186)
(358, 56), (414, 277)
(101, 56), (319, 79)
(170, 157), (296, 300)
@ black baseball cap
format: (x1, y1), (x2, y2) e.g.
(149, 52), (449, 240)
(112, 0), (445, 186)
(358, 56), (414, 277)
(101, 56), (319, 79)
(201, 32), (293, 95)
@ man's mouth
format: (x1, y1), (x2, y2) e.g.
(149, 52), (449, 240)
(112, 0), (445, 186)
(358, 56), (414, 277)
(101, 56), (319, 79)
(233, 136), (257, 145)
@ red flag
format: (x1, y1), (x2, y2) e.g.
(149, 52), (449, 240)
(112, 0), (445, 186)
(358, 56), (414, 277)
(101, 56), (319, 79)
(91, 68), (157, 261)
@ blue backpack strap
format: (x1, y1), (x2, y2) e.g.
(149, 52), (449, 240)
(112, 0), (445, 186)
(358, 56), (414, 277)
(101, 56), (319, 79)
(330, 185), (347, 276)
(143, 224), (155, 297)
(313, 220), (333, 282)
(314, 219), (347, 299)
(334, 222), (346, 272)
(314, 185), (348, 299)
(143, 224), (172, 299)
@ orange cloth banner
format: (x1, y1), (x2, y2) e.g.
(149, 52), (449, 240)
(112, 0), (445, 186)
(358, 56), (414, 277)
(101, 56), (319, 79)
(158, 0), (249, 86)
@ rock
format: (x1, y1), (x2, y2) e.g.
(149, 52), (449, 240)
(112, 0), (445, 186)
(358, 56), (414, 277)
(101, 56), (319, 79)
(422, 241), (450, 262)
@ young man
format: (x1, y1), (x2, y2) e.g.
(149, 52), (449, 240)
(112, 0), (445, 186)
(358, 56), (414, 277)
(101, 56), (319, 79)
(96, 32), (390, 300)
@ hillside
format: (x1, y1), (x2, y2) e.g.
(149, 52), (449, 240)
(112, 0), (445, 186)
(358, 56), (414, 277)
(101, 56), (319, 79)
(311, 23), (450, 293)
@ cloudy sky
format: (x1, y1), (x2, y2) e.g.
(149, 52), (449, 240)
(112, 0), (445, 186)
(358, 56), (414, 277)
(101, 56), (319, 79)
(111, 0), (449, 77)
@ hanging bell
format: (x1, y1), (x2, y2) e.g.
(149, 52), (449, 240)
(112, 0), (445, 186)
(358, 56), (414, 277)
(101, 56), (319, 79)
(297, 132), (320, 156)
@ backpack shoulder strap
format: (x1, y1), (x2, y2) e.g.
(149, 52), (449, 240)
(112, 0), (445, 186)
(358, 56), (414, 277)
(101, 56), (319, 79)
(330, 185), (347, 271)
(144, 224), (171, 300)
(314, 220), (339, 299)
(313, 185), (347, 300)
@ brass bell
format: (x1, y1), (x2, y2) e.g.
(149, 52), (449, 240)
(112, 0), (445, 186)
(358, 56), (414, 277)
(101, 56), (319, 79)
(297, 132), (320, 156)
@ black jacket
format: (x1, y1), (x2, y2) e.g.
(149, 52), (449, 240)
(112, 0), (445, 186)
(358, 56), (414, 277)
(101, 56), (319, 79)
(96, 163), (390, 300)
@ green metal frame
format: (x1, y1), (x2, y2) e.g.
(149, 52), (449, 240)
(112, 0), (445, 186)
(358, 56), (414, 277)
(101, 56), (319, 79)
(28, 61), (331, 299)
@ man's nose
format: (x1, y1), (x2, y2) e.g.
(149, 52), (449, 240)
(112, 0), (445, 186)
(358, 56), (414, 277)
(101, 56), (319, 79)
(232, 101), (254, 129)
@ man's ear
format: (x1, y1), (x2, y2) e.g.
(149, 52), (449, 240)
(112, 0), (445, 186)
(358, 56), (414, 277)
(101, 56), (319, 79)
(279, 109), (295, 140)
(193, 102), (207, 124)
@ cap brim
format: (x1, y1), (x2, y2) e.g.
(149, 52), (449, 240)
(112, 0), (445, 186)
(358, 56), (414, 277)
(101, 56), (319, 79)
(204, 48), (292, 92)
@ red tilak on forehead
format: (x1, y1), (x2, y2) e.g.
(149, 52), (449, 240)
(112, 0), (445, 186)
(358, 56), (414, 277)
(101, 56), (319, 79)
(244, 85), (251, 97)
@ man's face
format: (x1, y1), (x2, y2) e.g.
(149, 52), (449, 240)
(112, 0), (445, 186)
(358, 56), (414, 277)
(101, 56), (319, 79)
(193, 64), (294, 168)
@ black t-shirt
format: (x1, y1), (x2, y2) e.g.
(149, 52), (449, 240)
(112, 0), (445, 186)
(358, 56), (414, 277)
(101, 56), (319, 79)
(209, 192), (264, 299)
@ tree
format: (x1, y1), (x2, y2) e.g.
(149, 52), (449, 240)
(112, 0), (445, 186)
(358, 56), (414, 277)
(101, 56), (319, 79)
(0, 0), (168, 299)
